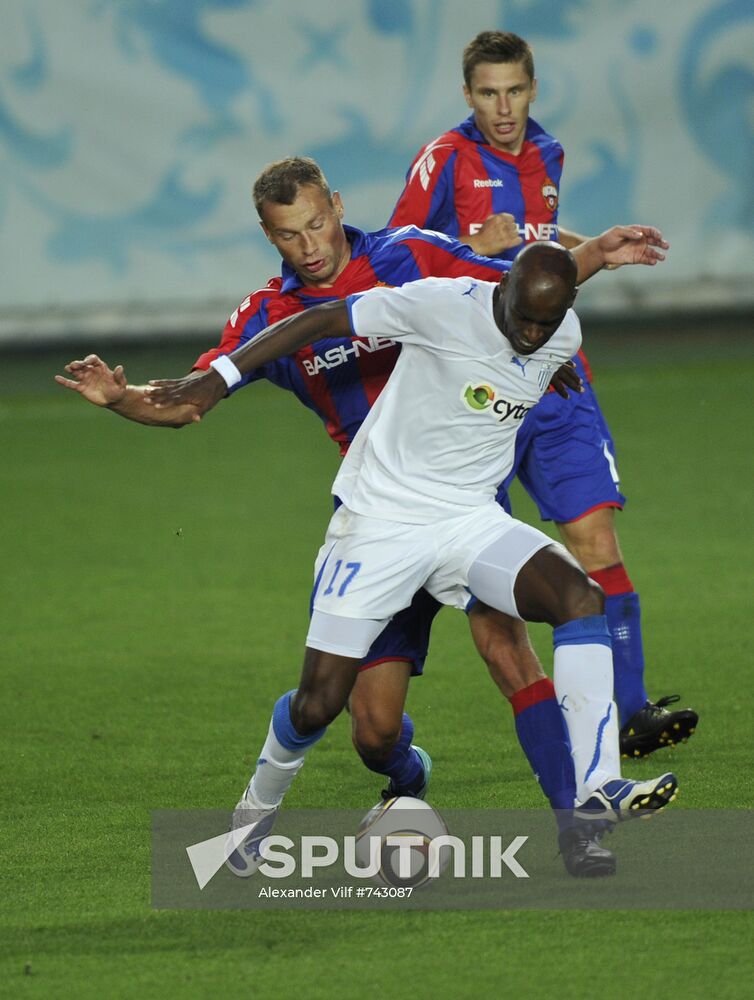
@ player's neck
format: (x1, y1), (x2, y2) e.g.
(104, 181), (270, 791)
(483, 132), (525, 157)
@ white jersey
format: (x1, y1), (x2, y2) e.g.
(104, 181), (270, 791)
(333, 276), (582, 524)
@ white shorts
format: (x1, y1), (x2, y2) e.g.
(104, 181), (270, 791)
(306, 503), (553, 658)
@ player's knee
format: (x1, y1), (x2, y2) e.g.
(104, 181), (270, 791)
(590, 527), (621, 565)
(290, 687), (345, 734)
(560, 517), (621, 571)
(352, 726), (400, 761)
(350, 706), (401, 761)
(560, 574), (605, 623)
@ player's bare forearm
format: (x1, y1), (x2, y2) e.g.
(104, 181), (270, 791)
(571, 225), (668, 283)
(106, 386), (199, 427)
(230, 300), (349, 373)
(571, 239), (608, 282)
(146, 300), (351, 409)
(557, 227), (590, 250)
(560, 226), (618, 270)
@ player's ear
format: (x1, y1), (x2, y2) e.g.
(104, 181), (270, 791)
(332, 192), (344, 218)
(462, 84), (473, 108)
(259, 220), (274, 244)
(530, 76), (538, 103)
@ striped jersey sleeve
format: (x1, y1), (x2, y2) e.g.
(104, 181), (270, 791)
(192, 277), (285, 376)
(393, 226), (509, 281)
(388, 133), (461, 236)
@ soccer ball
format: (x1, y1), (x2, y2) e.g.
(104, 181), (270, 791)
(355, 796), (449, 888)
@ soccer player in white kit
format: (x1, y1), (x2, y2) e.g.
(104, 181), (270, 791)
(148, 238), (679, 877)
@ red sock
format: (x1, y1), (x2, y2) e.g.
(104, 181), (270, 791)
(510, 677), (556, 714)
(589, 562), (634, 596)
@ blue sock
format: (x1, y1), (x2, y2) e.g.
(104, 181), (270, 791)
(511, 679), (577, 831)
(590, 565), (649, 725)
(272, 690), (328, 752)
(358, 712), (425, 795)
(604, 592), (649, 724)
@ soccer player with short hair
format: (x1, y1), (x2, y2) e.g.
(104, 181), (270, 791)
(58, 158), (674, 875)
(143, 235), (678, 878)
(389, 29), (698, 759)
(57, 160), (580, 841)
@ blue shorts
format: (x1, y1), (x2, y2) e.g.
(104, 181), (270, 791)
(496, 362), (626, 523)
(358, 587), (442, 676)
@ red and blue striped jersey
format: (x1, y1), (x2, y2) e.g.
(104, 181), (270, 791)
(388, 115), (563, 261)
(388, 116), (595, 384)
(193, 225), (509, 454)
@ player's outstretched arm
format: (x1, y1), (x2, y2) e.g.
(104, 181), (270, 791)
(571, 226), (669, 283)
(146, 300), (350, 410)
(55, 354), (202, 427)
(557, 227), (590, 250)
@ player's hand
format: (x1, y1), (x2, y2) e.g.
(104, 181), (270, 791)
(54, 354), (128, 406)
(470, 213), (523, 256)
(145, 367), (226, 416)
(548, 360), (583, 399)
(597, 225), (669, 267)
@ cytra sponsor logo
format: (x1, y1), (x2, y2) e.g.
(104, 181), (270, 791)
(462, 383), (531, 422)
(463, 383), (496, 410)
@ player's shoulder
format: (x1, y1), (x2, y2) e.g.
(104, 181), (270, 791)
(408, 126), (468, 170)
(228, 276), (283, 320)
(366, 223), (464, 262)
(379, 223), (493, 264)
(379, 223), (453, 248)
(525, 117), (564, 156)
(400, 274), (497, 304)
(233, 276), (283, 310)
(549, 308), (582, 353)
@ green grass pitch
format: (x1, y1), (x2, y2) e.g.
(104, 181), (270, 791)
(1, 333), (752, 998)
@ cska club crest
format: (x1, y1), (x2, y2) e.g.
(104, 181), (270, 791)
(541, 178), (558, 212)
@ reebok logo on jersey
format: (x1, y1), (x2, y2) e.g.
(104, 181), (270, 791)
(302, 336), (396, 375)
(462, 383), (531, 422)
(473, 178), (504, 188)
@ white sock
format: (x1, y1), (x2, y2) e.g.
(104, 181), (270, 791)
(554, 642), (621, 802)
(244, 718), (307, 810)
